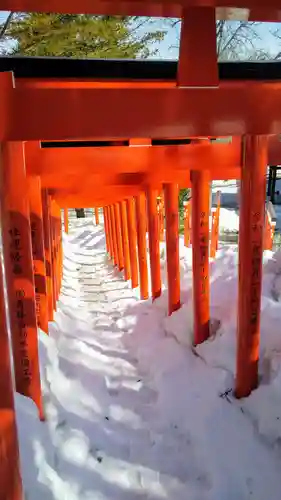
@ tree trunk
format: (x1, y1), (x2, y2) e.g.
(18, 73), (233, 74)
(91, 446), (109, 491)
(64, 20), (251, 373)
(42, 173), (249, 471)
(75, 208), (85, 218)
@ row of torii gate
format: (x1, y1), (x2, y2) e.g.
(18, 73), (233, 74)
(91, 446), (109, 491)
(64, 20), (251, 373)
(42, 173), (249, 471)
(2, 0), (281, 497)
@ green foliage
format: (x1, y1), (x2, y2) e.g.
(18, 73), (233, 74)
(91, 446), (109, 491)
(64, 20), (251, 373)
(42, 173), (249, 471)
(2, 13), (166, 58)
(178, 188), (191, 234)
(178, 188), (191, 215)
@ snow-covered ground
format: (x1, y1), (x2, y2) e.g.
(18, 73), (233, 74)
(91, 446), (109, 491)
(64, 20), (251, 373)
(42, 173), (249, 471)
(16, 215), (281, 500)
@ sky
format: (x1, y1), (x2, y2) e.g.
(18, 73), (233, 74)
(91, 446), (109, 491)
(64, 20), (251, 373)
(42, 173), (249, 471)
(1, 10), (281, 60)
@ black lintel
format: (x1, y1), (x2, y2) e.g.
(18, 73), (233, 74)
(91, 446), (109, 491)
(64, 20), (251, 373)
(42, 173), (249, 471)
(41, 140), (129, 148)
(1, 56), (281, 81)
(151, 138), (192, 145)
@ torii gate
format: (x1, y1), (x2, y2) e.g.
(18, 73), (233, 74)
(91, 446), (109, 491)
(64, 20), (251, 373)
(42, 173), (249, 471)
(1, 1), (281, 497)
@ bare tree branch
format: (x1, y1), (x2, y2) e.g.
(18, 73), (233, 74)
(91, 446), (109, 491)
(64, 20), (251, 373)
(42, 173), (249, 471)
(0, 12), (14, 40)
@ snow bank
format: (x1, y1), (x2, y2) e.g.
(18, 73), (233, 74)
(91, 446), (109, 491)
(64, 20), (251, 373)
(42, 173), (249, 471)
(218, 207), (239, 233)
(126, 236), (281, 454)
(121, 244), (281, 499)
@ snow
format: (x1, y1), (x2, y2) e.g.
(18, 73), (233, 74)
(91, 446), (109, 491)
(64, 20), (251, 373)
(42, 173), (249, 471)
(215, 208), (239, 233)
(212, 180), (238, 195)
(15, 212), (281, 499)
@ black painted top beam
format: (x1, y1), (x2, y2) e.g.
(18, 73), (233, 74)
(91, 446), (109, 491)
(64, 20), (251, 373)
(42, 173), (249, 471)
(1, 56), (281, 81)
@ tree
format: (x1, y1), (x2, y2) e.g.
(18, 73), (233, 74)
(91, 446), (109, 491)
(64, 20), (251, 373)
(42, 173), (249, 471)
(0, 11), (14, 53)
(178, 188), (191, 215)
(75, 208), (86, 218)
(169, 18), (271, 61)
(216, 20), (268, 60)
(0, 13), (167, 216)
(0, 13), (166, 58)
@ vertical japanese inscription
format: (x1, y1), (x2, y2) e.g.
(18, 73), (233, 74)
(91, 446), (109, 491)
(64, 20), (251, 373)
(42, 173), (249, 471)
(249, 211), (263, 330)
(199, 210), (208, 300)
(9, 227), (31, 383)
(30, 220), (41, 328)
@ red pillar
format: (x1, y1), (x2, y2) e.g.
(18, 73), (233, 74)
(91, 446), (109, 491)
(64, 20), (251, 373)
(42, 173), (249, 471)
(210, 208), (218, 258)
(126, 198), (139, 289)
(0, 258), (23, 499)
(183, 200), (191, 247)
(0, 75), (24, 499)
(210, 190), (221, 257)
(164, 183), (180, 315)
(215, 190), (221, 251)
(106, 206), (113, 259)
(110, 205), (119, 267)
(49, 198), (58, 308)
(103, 207), (110, 255)
(28, 176), (48, 334)
(177, 6), (218, 87)
(192, 170), (210, 345)
(42, 189), (54, 321)
(236, 136), (268, 398)
(1, 142), (44, 420)
(120, 200), (131, 281)
(147, 187), (161, 300)
(157, 194), (165, 242)
(64, 208), (69, 234)
(114, 203), (124, 271)
(55, 203), (62, 296)
(135, 193), (149, 299)
(95, 207), (100, 225)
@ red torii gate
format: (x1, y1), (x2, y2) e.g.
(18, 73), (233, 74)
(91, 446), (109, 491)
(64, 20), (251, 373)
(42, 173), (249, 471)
(1, 2), (281, 498)
(0, 93), (271, 500)
(2, 0), (281, 21)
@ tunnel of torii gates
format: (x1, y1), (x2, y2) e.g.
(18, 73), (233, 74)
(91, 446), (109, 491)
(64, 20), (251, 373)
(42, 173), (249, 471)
(4, 0), (281, 497)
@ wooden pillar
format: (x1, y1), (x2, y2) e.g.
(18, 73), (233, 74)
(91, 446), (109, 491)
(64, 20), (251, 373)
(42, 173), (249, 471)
(183, 200), (191, 247)
(135, 192), (149, 299)
(177, 7), (218, 87)
(270, 221), (276, 250)
(49, 198), (58, 309)
(210, 191), (221, 258)
(0, 256), (23, 499)
(135, 193), (149, 299)
(41, 189), (54, 321)
(55, 204), (62, 296)
(120, 200), (131, 281)
(164, 183), (180, 314)
(57, 206), (62, 296)
(215, 191), (221, 251)
(114, 203), (124, 271)
(55, 204), (59, 301)
(236, 136), (268, 398)
(95, 207), (100, 225)
(264, 209), (276, 251)
(63, 208), (69, 234)
(126, 198), (139, 289)
(28, 176), (48, 334)
(0, 75), (23, 500)
(103, 207), (110, 256)
(192, 170), (210, 345)
(157, 194), (165, 242)
(210, 208), (218, 258)
(147, 187), (161, 300)
(110, 205), (118, 267)
(1, 142), (44, 420)
(103, 206), (110, 255)
(103, 207), (108, 254)
(106, 206), (113, 260)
